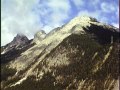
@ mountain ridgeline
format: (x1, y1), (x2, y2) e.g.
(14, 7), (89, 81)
(1, 16), (119, 90)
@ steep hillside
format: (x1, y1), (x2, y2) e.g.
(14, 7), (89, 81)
(32, 30), (46, 44)
(1, 16), (119, 90)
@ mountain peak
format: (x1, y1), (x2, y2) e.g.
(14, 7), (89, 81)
(63, 16), (98, 33)
(73, 16), (98, 22)
(12, 33), (29, 44)
(16, 33), (26, 37)
(8, 33), (29, 49)
(69, 16), (98, 26)
(1, 33), (29, 54)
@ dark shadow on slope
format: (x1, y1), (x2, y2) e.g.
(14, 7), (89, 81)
(43, 34), (119, 90)
(83, 23), (119, 44)
(1, 40), (35, 64)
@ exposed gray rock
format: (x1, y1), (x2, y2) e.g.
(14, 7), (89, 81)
(1, 34), (29, 54)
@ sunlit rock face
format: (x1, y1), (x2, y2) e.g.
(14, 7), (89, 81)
(33, 30), (46, 44)
(1, 16), (119, 90)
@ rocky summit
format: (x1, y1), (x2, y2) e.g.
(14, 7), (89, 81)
(1, 16), (119, 90)
(1, 34), (29, 54)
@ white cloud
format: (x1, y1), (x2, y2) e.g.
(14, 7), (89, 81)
(90, 0), (99, 5)
(38, 0), (71, 32)
(112, 23), (119, 28)
(1, 32), (15, 46)
(46, 0), (70, 12)
(42, 26), (53, 33)
(1, 0), (43, 46)
(101, 2), (116, 13)
(70, 0), (84, 9)
(2, 0), (118, 46)
(1, 0), (71, 46)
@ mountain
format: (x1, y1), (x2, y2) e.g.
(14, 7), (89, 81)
(1, 34), (29, 54)
(32, 30), (46, 44)
(1, 16), (119, 90)
(1, 34), (34, 64)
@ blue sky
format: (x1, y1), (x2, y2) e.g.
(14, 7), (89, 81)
(1, 0), (119, 46)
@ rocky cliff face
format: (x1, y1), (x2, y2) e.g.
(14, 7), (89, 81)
(1, 34), (29, 54)
(1, 16), (119, 90)
(1, 34), (34, 64)
(32, 30), (46, 44)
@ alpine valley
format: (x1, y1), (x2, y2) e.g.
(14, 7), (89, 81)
(1, 16), (119, 90)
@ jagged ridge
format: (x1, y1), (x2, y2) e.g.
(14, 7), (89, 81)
(1, 16), (119, 90)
